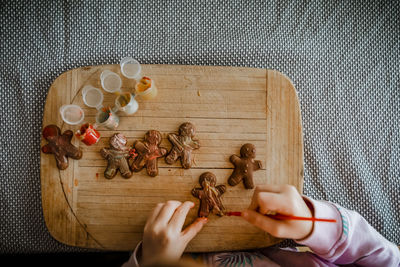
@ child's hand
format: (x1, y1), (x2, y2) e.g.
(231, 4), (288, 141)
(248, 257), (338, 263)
(142, 201), (208, 264)
(241, 184), (313, 240)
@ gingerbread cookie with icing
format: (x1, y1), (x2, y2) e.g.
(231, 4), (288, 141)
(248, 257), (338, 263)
(100, 133), (132, 179)
(165, 122), (200, 169)
(41, 125), (82, 170)
(131, 130), (167, 177)
(191, 172), (226, 217)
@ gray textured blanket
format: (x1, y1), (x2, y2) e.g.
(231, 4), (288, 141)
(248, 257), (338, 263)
(0, 0), (398, 253)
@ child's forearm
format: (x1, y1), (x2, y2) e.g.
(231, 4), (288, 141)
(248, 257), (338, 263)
(296, 197), (400, 265)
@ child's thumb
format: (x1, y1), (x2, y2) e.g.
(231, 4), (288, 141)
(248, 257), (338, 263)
(182, 217), (208, 243)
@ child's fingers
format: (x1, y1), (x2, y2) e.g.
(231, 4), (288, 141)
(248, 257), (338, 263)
(154, 200), (182, 227)
(181, 217), (208, 244)
(248, 191), (285, 213)
(144, 202), (165, 230)
(255, 192), (292, 215)
(248, 184), (285, 210)
(241, 209), (282, 236)
(168, 201), (195, 231)
(255, 184), (286, 193)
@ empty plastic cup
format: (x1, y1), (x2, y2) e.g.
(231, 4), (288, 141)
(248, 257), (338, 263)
(120, 57), (141, 80)
(59, 104), (85, 125)
(114, 92), (139, 115)
(82, 85), (104, 109)
(100, 70), (122, 93)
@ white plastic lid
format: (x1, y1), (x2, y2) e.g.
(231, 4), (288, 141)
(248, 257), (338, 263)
(100, 70), (122, 93)
(59, 104), (85, 125)
(82, 85), (104, 109)
(120, 57), (141, 80)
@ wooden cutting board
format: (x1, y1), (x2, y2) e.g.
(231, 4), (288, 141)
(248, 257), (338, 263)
(41, 64), (304, 252)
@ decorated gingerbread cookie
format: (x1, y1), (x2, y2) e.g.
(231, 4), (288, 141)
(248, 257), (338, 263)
(191, 172), (226, 217)
(130, 130), (167, 177)
(165, 122), (200, 169)
(100, 133), (132, 179)
(228, 143), (262, 189)
(41, 125), (82, 170)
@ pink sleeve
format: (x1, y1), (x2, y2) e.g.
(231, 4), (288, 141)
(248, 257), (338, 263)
(122, 241), (142, 267)
(296, 197), (400, 266)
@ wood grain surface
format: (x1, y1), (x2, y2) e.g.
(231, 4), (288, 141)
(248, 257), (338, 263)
(40, 64), (304, 251)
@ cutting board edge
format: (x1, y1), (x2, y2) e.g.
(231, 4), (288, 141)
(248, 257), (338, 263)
(40, 69), (104, 250)
(266, 69), (304, 192)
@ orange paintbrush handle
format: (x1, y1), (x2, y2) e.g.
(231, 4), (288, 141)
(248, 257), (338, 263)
(226, 211), (336, 223)
(268, 213), (336, 222)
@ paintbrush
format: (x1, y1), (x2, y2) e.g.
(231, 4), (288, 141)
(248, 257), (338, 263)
(225, 211), (336, 223)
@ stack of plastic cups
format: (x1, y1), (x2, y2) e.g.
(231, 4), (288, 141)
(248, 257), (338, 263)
(101, 67), (139, 116)
(59, 61), (144, 145)
(58, 87), (103, 146)
(120, 57), (158, 100)
(80, 84), (120, 130)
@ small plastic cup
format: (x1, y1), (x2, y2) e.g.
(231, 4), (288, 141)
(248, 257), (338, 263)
(75, 123), (101, 146)
(82, 85), (104, 109)
(114, 92), (139, 115)
(120, 57), (141, 80)
(135, 76), (158, 100)
(100, 70), (122, 93)
(59, 104), (85, 125)
(95, 107), (120, 130)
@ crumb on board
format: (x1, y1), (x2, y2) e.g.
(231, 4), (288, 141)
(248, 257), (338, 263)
(197, 90), (201, 96)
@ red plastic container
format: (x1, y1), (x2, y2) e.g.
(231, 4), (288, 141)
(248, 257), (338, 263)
(76, 123), (100, 146)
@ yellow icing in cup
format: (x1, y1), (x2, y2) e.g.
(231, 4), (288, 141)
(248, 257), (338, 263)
(136, 76), (158, 100)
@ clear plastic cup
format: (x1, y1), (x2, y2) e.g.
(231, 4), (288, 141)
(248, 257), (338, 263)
(82, 85), (104, 109)
(59, 104), (85, 125)
(100, 70), (122, 93)
(95, 107), (120, 130)
(120, 57), (141, 80)
(135, 76), (158, 100)
(114, 92), (139, 115)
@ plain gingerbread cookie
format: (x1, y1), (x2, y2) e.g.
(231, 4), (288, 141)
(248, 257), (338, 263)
(228, 143), (262, 189)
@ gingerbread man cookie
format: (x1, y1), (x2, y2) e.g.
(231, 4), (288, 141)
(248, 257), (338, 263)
(228, 143), (262, 189)
(41, 125), (82, 170)
(100, 133), (132, 179)
(191, 172), (226, 217)
(165, 122), (200, 169)
(130, 130), (167, 177)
